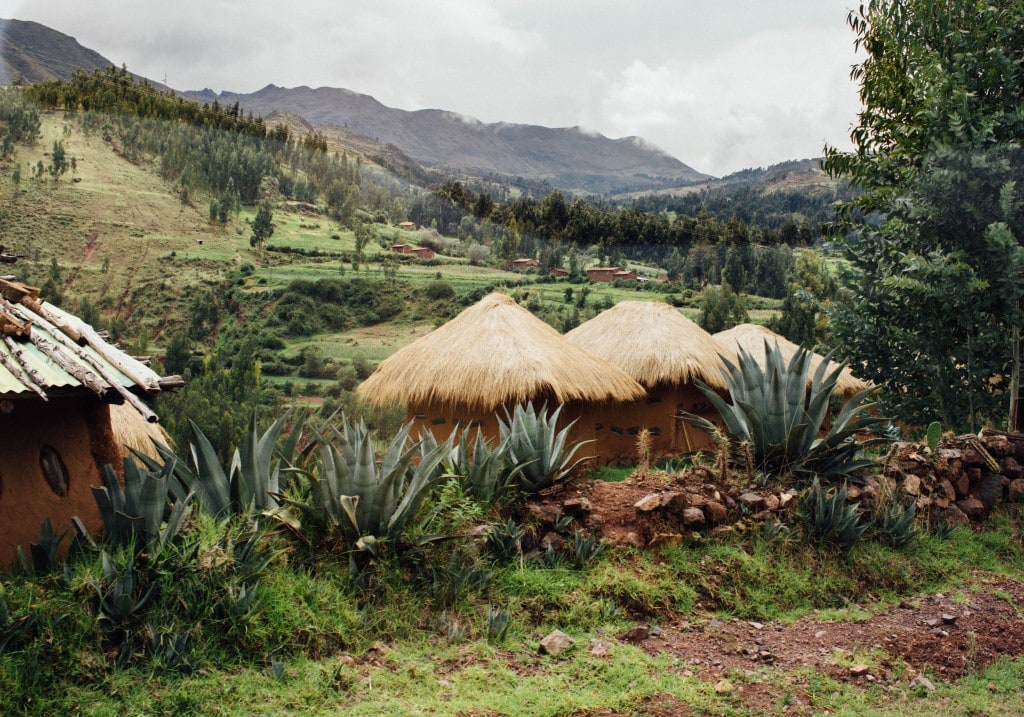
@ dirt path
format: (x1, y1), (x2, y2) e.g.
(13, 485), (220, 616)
(597, 571), (1024, 715)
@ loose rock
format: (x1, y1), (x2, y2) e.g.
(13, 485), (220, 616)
(539, 630), (575, 657)
(634, 494), (663, 512)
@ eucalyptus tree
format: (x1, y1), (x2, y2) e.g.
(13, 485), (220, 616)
(823, 0), (1024, 431)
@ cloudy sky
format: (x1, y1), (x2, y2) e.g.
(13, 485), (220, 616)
(1, 0), (861, 176)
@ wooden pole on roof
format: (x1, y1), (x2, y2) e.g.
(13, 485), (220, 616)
(0, 337), (48, 400)
(26, 299), (160, 392)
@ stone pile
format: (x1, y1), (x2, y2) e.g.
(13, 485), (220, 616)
(881, 429), (1024, 525)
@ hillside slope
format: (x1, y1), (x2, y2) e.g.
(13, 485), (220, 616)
(0, 18), (112, 84)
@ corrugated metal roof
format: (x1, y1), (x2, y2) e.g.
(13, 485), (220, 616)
(0, 279), (177, 421)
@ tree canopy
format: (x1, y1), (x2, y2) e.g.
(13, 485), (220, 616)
(823, 0), (1024, 431)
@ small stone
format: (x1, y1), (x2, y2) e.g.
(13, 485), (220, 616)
(682, 507), (706, 528)
(634, 493), (663, 512)
(650, 626), (663, 637)
(704, 501), (728, 523)
(910, 676), (936, 692)
(814, 630), (827, 639)
(1008, 478), (1024, 503)
(738, 492), (765, 510)
(846, 485), (863, 501)
(903, 475), (921, 497)
(938, 479), (957, 501)
(647, 533), (684, 550)
(924, 618), (939, 628)
(987, 681), (998, 692)
(779, 491), (797, 508)
(339, 654), (355, 666)
(748, 621), (764, 630)
(711, 525), (734, 536)
(955, 472), (971, 497)
(936, 448), (962, 460)
(563, 496), (592, 513)
(589, 638), (612, 658)
(849, 664), (871, 678)
(714, 679), (734, 695)
(941, 613), (957, 625)
(942, 505), (971, 527)
(763, 494), (780, 511)
(619, 625), (650, 643)
(931, 628), (949, 637)
(682, 669), (695, 678)
(539, 630), (575, 656)
(958, 496), (986, 519)
(438, 679), (451, 687)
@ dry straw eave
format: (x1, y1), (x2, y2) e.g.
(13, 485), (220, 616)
(713, 323), (871, 397)
(356, 293), (646, 410)
(565, 300), (735, 391)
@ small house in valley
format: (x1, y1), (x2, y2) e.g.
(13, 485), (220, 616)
(586, 266), (620, 282)
(0, 279), (181, 565)
(398, 221), (417, 231)
(566, 301), (735, 461)
(510, 258), (540, 271)
(356, 293), (645, 463)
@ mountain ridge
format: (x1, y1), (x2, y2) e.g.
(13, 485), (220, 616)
(4, 18), (711, 194)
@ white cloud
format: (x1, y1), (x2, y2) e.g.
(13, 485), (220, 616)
(0, 0), (861, 176)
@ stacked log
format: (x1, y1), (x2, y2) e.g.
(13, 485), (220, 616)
(882, 430), (1024, 525)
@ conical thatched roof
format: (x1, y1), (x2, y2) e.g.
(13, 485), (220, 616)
(109, 403), (171, 460)
(357, 293), (645, 410)
(565, 301), (735, 391)
(713, 323), (871, 397)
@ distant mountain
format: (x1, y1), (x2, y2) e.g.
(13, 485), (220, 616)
(184, 84), (710, 195)
(2, 18), (710, 195)
(0, 18), (112, 84)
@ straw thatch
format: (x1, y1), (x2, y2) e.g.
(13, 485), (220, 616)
(565, 301), (735, 391)
(109, 403), (171, 460)
(713, 323), (871, 397)
(356, 293), (645, 410)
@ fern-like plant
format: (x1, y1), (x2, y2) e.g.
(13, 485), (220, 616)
(681, 341), (884, 483)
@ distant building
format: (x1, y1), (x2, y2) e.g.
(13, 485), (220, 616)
(586, 266), (637, 282)
(392, 244), (435, 259)
(548, 267), (569, 278)
(398, 221), (417, 231)
(586, 266), (620, 282)
(511, 258), (540, 271)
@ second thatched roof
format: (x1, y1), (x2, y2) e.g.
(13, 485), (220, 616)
(565, 300), (735, 391)
(109, 403), (172, 460)
(356, 293), (646, 410)
(713, 323), (871, 397)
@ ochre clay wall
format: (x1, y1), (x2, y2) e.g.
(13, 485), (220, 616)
(403, 387), (726, 469)
(0, 396), (117, 566)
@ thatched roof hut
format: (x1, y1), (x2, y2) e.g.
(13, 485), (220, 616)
(713, 323), (871, 397)
(565, 301), (734, 391)
(564, 301), (737, 457)
(357, 292), (645, 411)
(109, 403), (172, 460)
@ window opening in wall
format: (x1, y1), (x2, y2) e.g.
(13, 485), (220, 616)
(39, 446), (69, 496)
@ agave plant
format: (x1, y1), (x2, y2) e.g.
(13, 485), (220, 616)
(443, 427), (524, 504)
(498, 403), (592, 494)
(146, 412), (295, 519)
(798, 478), (869, 551)
(681, 341), (884, 482)
(16, 518), (69, 575)
(288, 415), (452, 549)
(80, 458), (192, 557)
